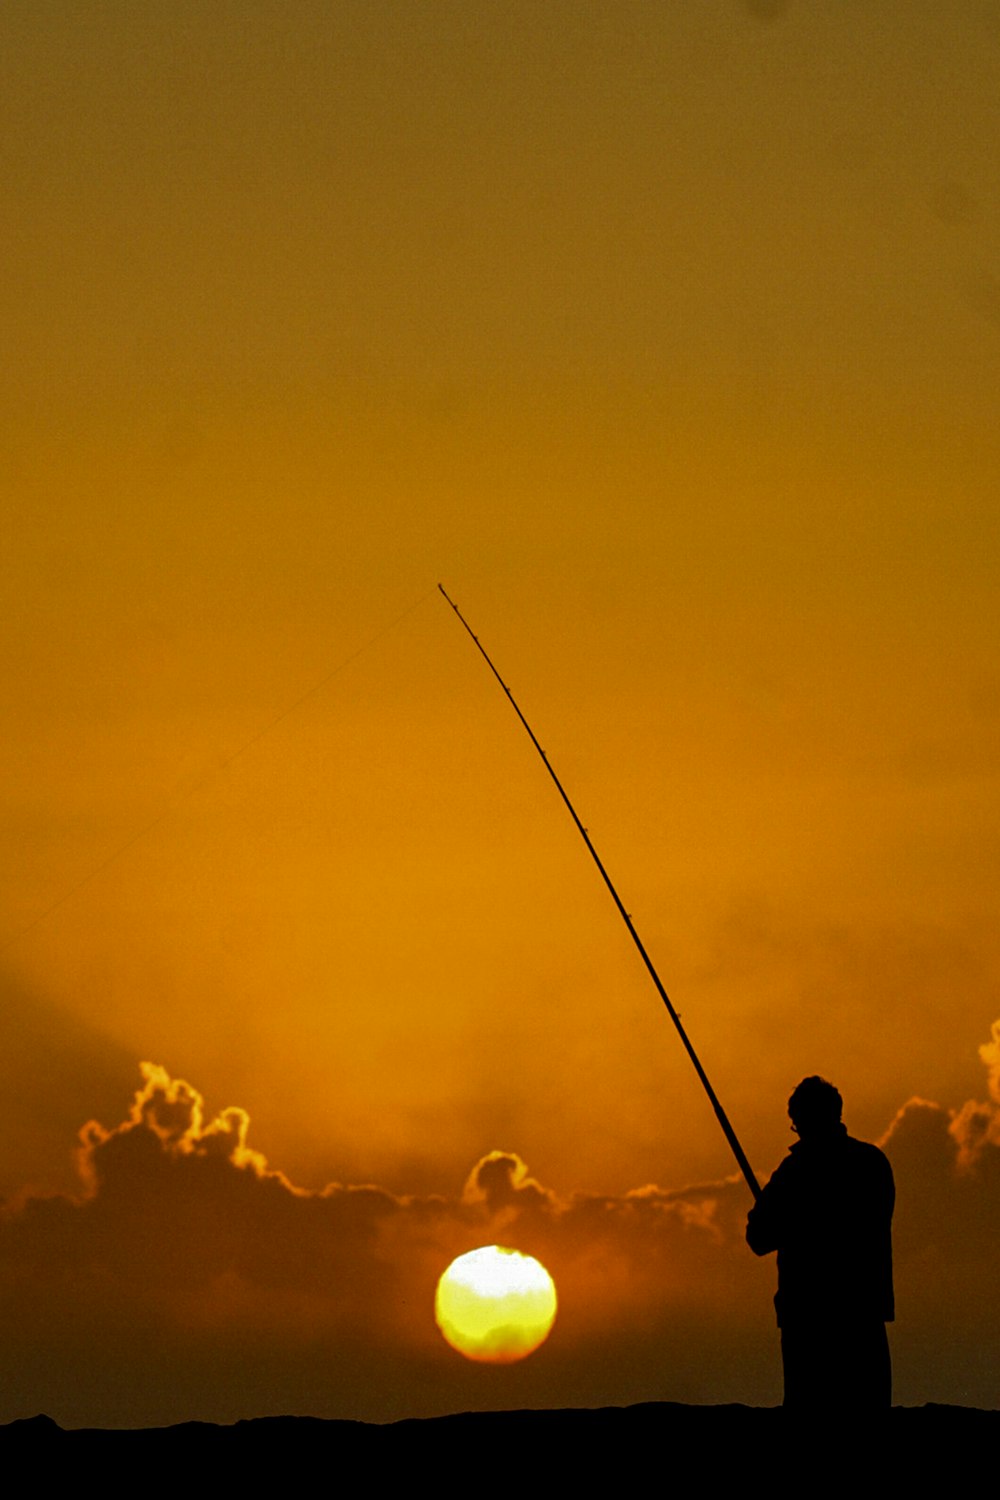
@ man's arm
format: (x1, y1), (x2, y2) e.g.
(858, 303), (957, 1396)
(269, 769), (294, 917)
(745, 1165), (788, 1256)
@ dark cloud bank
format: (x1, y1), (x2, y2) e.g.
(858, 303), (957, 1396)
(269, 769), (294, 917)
(2, 1026), (1000, 1427)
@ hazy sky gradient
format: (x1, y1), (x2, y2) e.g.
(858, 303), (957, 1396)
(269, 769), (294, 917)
(3, 2), (999, 1419)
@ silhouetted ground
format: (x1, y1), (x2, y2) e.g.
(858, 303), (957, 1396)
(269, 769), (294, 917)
(2, 1404), (995, 1485)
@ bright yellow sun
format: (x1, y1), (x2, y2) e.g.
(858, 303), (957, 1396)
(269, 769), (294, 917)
(435, 1245), (558, 1364)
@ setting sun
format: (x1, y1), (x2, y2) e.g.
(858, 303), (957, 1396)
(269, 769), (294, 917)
(435, 1246), (558, 1364)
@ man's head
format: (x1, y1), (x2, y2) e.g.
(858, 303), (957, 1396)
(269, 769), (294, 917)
(788, 1075), (843, 1138)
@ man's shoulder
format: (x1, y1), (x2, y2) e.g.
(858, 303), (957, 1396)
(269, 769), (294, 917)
(763, 1132), (893, 1185)
(843, 1134), (895, 1186)
(782, 1132), (893, 1179)
(844, 1134), (892, 1164)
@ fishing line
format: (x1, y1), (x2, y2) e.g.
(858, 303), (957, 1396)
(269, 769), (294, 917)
(3, 587), (437, 956)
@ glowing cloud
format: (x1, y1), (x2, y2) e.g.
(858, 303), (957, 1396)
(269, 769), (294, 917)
(947, 1019), (1000, 1171)
(3, 1022), (1000, 1424)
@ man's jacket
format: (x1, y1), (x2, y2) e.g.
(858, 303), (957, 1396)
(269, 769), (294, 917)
(746, 1125), (895, 1327)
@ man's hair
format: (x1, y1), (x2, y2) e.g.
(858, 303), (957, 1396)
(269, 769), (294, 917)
(788, 1075), (843, 1133)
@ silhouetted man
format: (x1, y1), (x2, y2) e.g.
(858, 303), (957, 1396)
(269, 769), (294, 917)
(746, 1076), (894, 1409)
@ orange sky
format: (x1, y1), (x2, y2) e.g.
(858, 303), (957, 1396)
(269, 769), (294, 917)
(2, 2), (999, 1422)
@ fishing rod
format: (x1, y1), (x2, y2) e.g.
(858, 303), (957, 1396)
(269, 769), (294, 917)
(439, 584), (761, 1200)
